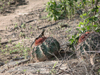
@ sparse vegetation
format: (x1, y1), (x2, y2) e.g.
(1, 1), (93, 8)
(50, 62), (57, 74)
(21, 23), (25, 28)
(0, 0), (27, 14)
(19, 32), (25, 37)
(69, 0), (100, 46)
(0, 42), (30, 59)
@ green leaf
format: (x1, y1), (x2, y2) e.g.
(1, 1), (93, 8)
(78, 24), (81, 27)
(81, 28), (86, 32)
(79, 22), (84, 25)
(93, 25), (97, 27)
(98, 69), (100, 72)
(86, 26), (90, 30)
(72, 35), (76, 38)
(96, 29), (100, 32)
(95, 14), (99, 17)
(92, 6), (98, 12)
(69, 39), (74, 42)
(82, 13), (87, 16)
(94, 17), (98, 21)
(76, 28), (80, 31)
(83, 0), (86, 3)
(76, 34), (79, 38)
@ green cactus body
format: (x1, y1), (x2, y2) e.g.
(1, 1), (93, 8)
(32, 37), (60, 61)
(77, 32), (100, 56)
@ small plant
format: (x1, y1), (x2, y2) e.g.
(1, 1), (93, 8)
(98, 69), (100, 74)
(23, 69), (27, 72)
(69, 33), (79, 45)
(19, 32), (25, 37)
(21, 23), (25, 28)
(10, 49), (18, 54)
(8, 39), (12, 43)
(6, 45), (8, 48)
(30, 32), (33, 35)
(1, 49), (4, 52)
(14, 23), (18, 28)
(23, 47), (30, 58)
(50, 62), (57, 74)
(29, 26), (32, 29)
(5, 60), (8, 64)
(37, 70), (40, 74)
(8, 2), (10, 5)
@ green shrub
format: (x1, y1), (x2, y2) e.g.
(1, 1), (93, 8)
(45, 0), (64, 21)
(45, 0), (79, 21)
(69, 0), (100, 47)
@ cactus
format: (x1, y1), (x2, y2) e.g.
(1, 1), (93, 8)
(31, 30), (60, 61)
(77, 32), (100, 56)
